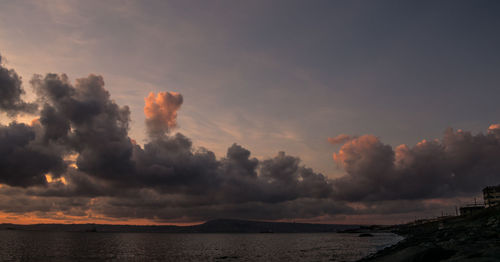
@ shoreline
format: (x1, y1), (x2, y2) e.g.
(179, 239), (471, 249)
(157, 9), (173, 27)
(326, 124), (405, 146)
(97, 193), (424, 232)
(0, 219), (357, 234)
(358, 206), (500, 261)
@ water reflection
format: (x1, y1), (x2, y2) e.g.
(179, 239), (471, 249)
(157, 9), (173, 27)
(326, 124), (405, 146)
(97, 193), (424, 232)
(0, 231), (402, 261)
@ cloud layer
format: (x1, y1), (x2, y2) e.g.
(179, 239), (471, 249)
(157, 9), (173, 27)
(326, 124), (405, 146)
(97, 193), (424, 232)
(0, 55), (36, 116)
(0, 55), (340, 222)
(328, 134), (356, 145)
(1, 53), (500, 224)
(332, 127), (500, 201)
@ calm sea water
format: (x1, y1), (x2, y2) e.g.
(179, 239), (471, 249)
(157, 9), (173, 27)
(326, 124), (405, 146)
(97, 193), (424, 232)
(0, 231), (402, 261)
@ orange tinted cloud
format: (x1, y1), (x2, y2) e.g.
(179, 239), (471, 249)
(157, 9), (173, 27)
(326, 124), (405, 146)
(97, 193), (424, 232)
(144, 91), (183, 137)
(328, 134), (355, 145)
(30, 118), (40, 126)
(488, 123), (500, 132)
(333, 134), (382, 166)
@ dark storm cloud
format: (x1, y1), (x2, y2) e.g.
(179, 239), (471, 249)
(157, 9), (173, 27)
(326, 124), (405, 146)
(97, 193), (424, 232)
(0, 62), (339, 220)
(132, 139), (334, 206)
(0, 57), (68, 188)
(0, 122), (66, 187)
(4, 58), (500, 222)
(258, 152), (333, 202)
(31, 73), (135, 180)
(132, 133), (219, 192)
(332, 126), (500, 202)
(12, 136), (336, 220)
(0, 186), (90, 216)
(0, 55), (37, 116)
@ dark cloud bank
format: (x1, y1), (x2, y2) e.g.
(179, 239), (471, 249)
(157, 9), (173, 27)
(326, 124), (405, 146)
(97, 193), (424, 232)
(1, 54), (500, 223)
(0, 55), (37, 116)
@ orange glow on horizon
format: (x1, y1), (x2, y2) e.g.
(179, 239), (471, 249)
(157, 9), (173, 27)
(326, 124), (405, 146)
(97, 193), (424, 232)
(0, 211), (203, 226)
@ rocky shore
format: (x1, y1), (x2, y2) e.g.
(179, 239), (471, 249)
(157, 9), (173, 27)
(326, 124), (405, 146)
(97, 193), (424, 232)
(359, 206), (500, 261)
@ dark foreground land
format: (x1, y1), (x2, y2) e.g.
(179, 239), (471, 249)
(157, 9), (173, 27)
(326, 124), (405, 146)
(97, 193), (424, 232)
(360, 206), (500, 262)
(0, 219), (357, 233)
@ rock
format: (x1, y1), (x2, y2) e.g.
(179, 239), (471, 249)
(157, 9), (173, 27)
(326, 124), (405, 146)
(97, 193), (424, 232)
(439, 239), (457, 250)
(359, 206), (500, 262)
(482, 230), (498, 239)
(414, 246), (455, 262)
(365, 244), (455, 262)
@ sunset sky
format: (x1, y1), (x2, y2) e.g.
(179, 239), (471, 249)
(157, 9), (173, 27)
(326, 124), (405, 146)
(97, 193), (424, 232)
(1, 0), (500, 225)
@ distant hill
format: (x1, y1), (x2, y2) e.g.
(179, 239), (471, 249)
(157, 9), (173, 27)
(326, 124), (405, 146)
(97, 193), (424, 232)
(0, 219), (358, 233)
(189, 219), (357, 233)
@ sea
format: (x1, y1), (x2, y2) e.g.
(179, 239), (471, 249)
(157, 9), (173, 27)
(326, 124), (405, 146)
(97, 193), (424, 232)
(0, 231), (403, 261)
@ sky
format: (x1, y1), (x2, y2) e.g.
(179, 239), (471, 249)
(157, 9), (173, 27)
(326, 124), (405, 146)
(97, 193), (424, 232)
(0, 0), (500, 225)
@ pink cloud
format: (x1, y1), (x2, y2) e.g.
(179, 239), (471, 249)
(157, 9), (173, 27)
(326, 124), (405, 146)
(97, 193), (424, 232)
(144, 91), (183, 137)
